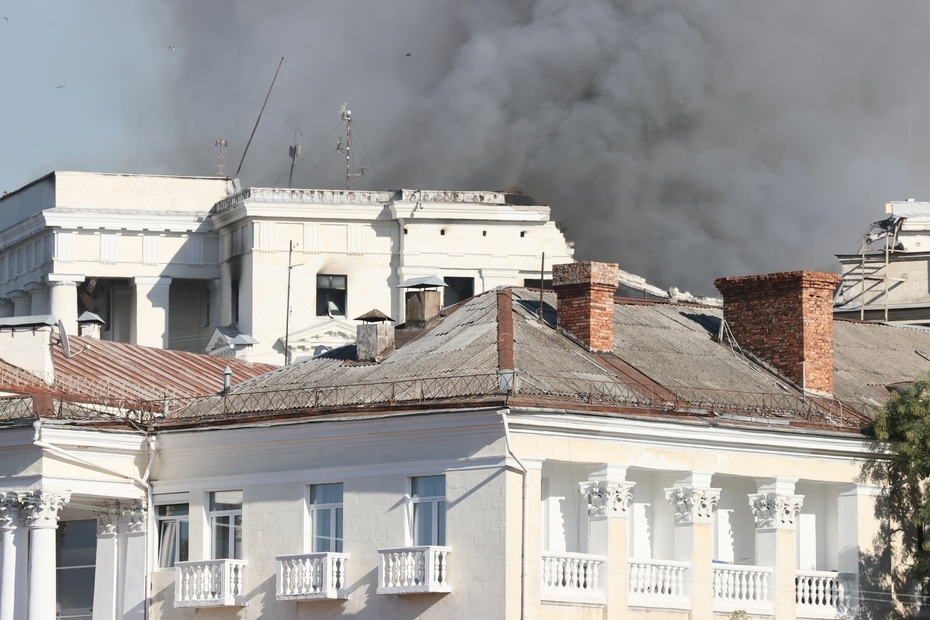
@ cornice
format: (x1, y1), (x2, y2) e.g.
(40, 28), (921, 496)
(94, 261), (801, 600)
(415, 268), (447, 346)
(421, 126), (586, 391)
(45, 210), (215, 234)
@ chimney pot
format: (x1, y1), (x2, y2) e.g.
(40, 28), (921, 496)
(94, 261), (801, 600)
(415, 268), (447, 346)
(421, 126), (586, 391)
(404, 290), (441, 328)
(552, 261), (620, 352)
(714, 270), (841, 395)
(357, 322), (395, 362)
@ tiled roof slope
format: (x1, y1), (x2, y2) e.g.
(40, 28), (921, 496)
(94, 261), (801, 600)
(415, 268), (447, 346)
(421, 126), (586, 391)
(158, 287), (930, 434)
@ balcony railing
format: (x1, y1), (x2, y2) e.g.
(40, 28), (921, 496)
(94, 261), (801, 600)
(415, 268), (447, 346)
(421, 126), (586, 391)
(713, 563), (773, 613)
(540, 552), (606, 605)
(276, 552), (349, 601)
(377, 546), (451, 595)
(175, 560), (247, 608)
(628, 558), (690, 609)
(796, 570), (854, 618)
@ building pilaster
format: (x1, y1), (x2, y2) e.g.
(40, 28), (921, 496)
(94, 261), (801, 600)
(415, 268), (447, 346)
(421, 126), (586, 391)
(24, 283), (49, 316)
(665, 472), (719, 618)
(749, 477), (803, 620)
(120, 501), (148, 620)
(580, 464), (634, 619)
(7, 291), (30, 317)
(92, 503), (120, 620)
(132, 276), (171, 348)
(22, 491), (70, 620)
(0, 299), (13, 318)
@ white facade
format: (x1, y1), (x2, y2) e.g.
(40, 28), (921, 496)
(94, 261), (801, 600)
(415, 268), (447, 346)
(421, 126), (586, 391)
(0, 174), (573, 363)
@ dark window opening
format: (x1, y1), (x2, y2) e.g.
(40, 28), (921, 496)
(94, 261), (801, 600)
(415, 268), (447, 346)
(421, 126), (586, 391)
(404, 228), (408, 234)
(443, 277), (474, 307)
(520, 231), (526, 238)
(482, 230), (487, 236)
(523, 279), (553, 290)
(440, 229), (446, 236)
(317, 274), (347, 317)
(231, 279), (240, 325)
(57, 520), (96, 620)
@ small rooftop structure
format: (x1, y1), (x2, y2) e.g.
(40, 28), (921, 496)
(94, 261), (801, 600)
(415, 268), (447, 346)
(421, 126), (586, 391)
(396, 276), (448, 289)
(354, 309), (395, 323)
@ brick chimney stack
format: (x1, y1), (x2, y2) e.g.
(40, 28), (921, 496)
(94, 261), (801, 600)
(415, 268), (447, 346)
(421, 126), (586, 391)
(553, 261), (620, 352)
(714, 271), (841, 395)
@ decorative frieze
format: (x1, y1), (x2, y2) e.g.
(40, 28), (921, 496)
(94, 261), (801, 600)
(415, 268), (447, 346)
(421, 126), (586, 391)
(579, 480), (635, 518)
(665, 486), (721, 524)
(748, 493), (804, 529)
(21, 491), (70, 529)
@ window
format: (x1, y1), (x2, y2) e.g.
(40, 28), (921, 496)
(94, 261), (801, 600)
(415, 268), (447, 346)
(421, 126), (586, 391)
(316, 274), (347, 317)
(411, 475), (446, 546)
(157, 503), (189, 568)
(443, 277), (474, 307)
(210, 491), (243, 560)
(231, 278), (240, 324)
(57, 519), (96, 620)
(310, 483), (344, 552)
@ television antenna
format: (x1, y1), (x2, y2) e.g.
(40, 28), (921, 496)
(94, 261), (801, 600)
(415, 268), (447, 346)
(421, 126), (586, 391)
(335, 104), (366, 190)
(287, 131), (301, 188)
(215, 139), (228, 177)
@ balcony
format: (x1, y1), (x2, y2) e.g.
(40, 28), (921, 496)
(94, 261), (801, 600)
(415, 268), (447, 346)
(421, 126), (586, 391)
(175, 559), (247, 608)
(628, 558), (690, 610)
(377, 546), (451, 595)
(276, 552), (349, 601)
(540, 552), (606, 605)
(713, 563), (773, 614)
(796, 570), (854, 619)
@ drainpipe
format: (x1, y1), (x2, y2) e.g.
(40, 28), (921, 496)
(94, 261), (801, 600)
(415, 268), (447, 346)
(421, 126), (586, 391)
(500, 410), (529, 620)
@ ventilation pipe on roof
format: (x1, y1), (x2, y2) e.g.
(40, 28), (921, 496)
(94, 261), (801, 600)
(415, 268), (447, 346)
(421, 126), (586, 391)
(552, 262), (620, 352)
(355, 310), (395, 362)
(223, 366), (232, 393)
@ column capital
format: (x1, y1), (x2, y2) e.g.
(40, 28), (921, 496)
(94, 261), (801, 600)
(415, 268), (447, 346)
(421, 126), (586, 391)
(6, 290), (29, 302)
(44, 274), (85, 286)
(665, 486), (720, 524)
(748, 492), (804, 529)
(21, 491), (70, 529)
(93, 502), (120, 536)
(0, 493), (23, 530)
(133, 276), (172, 288)
(121, 500), (147, 533)
(579, 479), (635, 519)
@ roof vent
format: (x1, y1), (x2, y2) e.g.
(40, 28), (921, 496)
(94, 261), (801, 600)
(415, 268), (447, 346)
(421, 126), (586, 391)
(355, 309), (395, 362)
(397, 277), (447, 328)
(77, 311), (106, 340)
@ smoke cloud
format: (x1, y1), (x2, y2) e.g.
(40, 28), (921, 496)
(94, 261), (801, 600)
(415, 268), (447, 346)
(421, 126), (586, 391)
(61, 2), (930, 293)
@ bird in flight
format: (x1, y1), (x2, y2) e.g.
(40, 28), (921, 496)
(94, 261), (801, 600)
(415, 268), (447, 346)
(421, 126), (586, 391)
(2, 17), (8, 22)
(405, 52), (411, 57)
(168, 45), (176, 51)
(56, 85), (66, 89)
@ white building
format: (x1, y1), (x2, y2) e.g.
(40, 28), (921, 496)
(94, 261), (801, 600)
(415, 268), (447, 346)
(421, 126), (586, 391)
(0, 172), (573, 364)
(0, 261), (922, 619)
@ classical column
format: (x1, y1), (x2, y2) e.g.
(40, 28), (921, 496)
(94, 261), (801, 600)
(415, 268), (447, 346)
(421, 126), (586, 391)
(24, 283), (49, 316)
(92, 503), (120, 620)
(749, 478), (803, 620)
(7, 291), (30, 317)
(0, 299), (13, 319)
(665, 473), (720, 618)
(120, 502), (147, 620)
(580, 464), (634, 619)
(522, 462), (543, 620)
(132, 276), (172, 348)
(0, 493), (27, 620)
(836, 484), (872, 617)
(46, 275), (83, 336)
(22, 491), (70, 620)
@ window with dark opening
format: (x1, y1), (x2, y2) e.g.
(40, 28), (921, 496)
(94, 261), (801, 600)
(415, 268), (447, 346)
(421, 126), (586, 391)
(231, 279), (240, 325)
(443, 277), (474, 307)
(317, 274), (347, 317)
(57, 520), (96, 620)
(523, 279), (553, 290)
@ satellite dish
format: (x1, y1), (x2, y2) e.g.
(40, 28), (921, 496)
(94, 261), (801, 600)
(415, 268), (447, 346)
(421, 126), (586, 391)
(313, 345), (330, 357)
(57, 319), (71, 359)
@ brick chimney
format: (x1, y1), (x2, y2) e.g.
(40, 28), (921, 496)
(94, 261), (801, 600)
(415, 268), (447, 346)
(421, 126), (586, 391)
(553, 261), (620, 352)
(714, 271), (841, 395)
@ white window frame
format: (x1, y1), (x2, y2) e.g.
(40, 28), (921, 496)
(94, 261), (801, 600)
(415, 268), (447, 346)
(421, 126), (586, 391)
(409, 475), (446, 547)
(208, 490), (243, 560)
(154, 493), (190, 569)
(308, 482), (344, 553)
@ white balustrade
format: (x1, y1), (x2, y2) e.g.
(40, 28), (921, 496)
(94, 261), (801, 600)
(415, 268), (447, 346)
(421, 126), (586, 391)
(276, 552), (349, 600)
(175, 560), (247, 607)
(540, 552), (606, 605)
(796, 570), (854, 618)
(376, 546), (451, 594)
(628, 558), (690, 609)
(712, 563), (773, 613)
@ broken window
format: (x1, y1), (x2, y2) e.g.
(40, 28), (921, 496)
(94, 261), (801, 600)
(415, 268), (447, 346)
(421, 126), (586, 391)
(317, 274), (347, 317)
(443, 277), (474, 307)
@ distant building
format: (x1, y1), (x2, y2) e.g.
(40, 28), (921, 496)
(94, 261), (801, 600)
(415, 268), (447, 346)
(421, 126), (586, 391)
(0, 172), (573, 363)
(835, 199), (930, 324)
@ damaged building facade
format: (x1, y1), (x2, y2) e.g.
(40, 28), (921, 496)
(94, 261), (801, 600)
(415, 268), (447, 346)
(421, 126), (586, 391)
(0, 261), (923, 619)
(0, 172), (573, 364)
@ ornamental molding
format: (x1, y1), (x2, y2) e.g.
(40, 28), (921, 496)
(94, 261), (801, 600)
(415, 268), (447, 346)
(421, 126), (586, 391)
(0, 493), (22, 531)
(579, 480), (635, 518)
(749, 493), (804, 529)
(93, 502), (120, 536)
(122, 501), (147, 533)
(21, 491), (70, 529)
(665, 486), (720, 524)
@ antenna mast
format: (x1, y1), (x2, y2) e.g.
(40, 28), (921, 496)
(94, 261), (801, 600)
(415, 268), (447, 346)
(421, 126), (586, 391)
(288, 131), (301, 188)
(215, 139), (228, 177)
(336, 104), (366, 190)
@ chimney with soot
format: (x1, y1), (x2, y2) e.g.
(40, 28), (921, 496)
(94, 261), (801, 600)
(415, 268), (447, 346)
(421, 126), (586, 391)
(553, 261), (620, 352)
(714, 271), (841, 395)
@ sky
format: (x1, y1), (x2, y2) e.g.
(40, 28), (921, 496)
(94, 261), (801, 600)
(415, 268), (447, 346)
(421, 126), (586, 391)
(2, 1), (930, 295)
